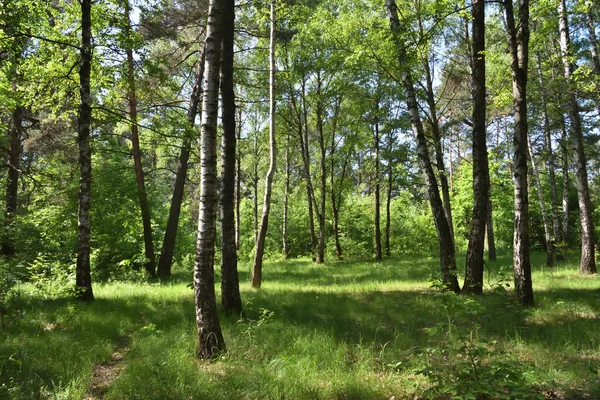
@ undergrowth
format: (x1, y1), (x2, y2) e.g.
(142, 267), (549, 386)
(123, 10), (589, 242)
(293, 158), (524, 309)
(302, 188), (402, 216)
(0, 252), (599, 399)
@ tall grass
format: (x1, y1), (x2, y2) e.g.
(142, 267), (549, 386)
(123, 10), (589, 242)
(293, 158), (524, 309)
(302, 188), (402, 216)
(1, 252), (599, 399)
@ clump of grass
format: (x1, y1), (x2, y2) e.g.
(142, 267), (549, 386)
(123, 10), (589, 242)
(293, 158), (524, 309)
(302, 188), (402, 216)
(1, 252), (599, 399)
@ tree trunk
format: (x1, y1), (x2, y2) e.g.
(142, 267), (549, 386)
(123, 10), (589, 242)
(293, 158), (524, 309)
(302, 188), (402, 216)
(558, 0), (596, 274)
(194, 0), (225, 358)
(124, 0), (156, 277)
(560, 114), (570, 247)
(76, 0), (94, 302)
(373, 122), (382, 260)
(235, 107), (242, 250)
(527, 133), (553, 266)
(253, 132), (259, 243)
(283, 139), (290, 259)
(314, 74), (326, 264)
(2, 106), (24, 257)
(536, 52), (563, 260)
(219, 0), (242, 315)
(251, 0), (277, 288)
(585, 10), (600, 116)
(330, 99), (347, 261)
(505, 0), (534, 305)
(416, 5), (454, 243)
(387, 0), (460, 293)
(486, 194), (496, 261)
(385, 141), (393, 257)
(158, 45), (206, 279)
(463, 0), (489, 294)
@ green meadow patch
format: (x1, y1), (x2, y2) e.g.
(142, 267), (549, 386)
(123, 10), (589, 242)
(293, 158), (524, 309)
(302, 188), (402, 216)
(1, 253), (599, 399)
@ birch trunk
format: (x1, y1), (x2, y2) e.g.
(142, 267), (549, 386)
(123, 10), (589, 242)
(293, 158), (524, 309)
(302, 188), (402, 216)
(251, 0), (277, 287)
(505, 0), (534, 305)
(194, 0), (225, 358)
(76, 0), (94, 301)
(387, 0), (460, 293)
(527, 135), (553, 266)
(558, 0), (596, 274)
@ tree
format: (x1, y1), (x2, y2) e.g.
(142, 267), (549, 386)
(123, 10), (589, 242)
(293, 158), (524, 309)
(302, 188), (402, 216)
(505, 0), (534, 305)
(251, 0), (277, 288)
(194, 0), (225, 358)
(558, 0), (596, 274)
(463, 0), (489, 294)
(157, 44), (206, 280)
(76, 0), (94, 301)
(387, 0), (460, 293)
(220, 0), (243, 314)
(123, 0), (156, 278)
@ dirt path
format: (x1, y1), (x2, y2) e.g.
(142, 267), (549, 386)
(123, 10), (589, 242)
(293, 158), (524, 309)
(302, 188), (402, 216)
(84, 339), (129, 399)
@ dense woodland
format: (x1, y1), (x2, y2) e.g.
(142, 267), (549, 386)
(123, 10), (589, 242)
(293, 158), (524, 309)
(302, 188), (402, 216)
(1, 0), (600, 398)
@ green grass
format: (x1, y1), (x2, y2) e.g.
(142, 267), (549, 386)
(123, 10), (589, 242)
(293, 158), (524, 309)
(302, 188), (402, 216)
(1, 252), (599, 399)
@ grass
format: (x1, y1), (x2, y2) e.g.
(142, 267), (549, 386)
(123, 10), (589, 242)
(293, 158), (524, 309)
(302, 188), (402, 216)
(1, 252), (599, 399)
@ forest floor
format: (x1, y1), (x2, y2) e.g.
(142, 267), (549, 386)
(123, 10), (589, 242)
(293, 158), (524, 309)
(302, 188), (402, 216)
(0, 251), (599, 399)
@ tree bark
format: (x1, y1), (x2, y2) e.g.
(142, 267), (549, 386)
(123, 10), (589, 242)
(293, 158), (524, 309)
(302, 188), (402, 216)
(463, 0), (489, 294)
(505, 0), (534, 305)
(536, 52), (563, 260)
(330, 97), (346, 261)
(2, 106), (24, 257)
(315, 74), (326, 264)
(486, 194), (496, 261)
(385, 132), (393, 257)
(527, 133), (553, 266)
(76, 0), (94, 302)
(373, 121), (382, 260)
(558, 0), (596, 274)
(560, 114), (570, 247)
(283, 138), (290, 259)
(235, 107), (242, 250)
(251, 0), (277, 287)
(387, 0), (460, 293)
(158, 45), (206, 279)
(219, 0), (242, 315)
(416, 3), (454, 243)
(194, 0), (225, 358)
(124, 0), (155, 277)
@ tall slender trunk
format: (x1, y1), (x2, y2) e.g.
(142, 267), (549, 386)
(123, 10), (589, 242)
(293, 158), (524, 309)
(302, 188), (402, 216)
(486, 194), (496, 261)
(527, 134), (553, 266)
(2, 106), (24, 257)
(124, 0), (155, 277)
(558, 0), (596, 274)
(253, 132), (259, 243)
(536, 52), (563, 260)
(463, 0), (489, 294)
(194, 0), (225, 358)
(283, 139), (290, 259)
(560, 114), (570, 246)
(315, 85), (326, 264)
(585, 10), (600, 116)
(301, 79), (317, 256)
(329, 98), (345, 260)
(505, 0), (534, 305)
(220, 0), (242, 314)
(251, 0), (277, 287)
(158, 45), (206, 279)
(416, 4), (454, 242)
(385, 136), (393, 257)
(76, 0), (94, 302)
(387, 0), (460, 293)
(373, 122), (382, 260)
(235, 107), (242, 250)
